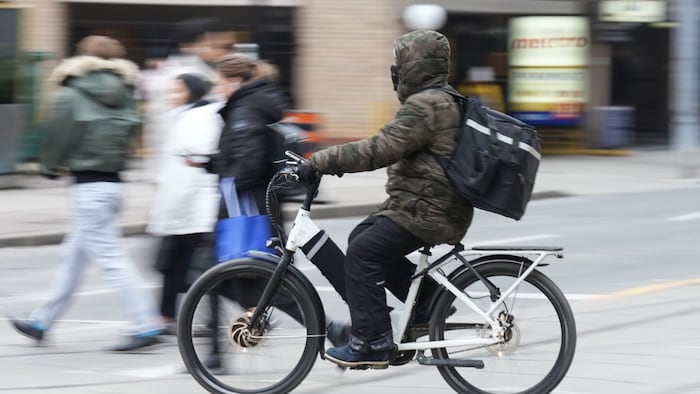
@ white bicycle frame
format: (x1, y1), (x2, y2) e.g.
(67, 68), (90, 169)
(284, 207), (563, 353)
(394, 248), (562, 352)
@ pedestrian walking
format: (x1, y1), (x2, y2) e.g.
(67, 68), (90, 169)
(141, 17), (233, 176)
(200, 54), (288, 369)
(10, 35), (164, 351)
(147, 73), (222, 333)
(207, 54), (288, 220)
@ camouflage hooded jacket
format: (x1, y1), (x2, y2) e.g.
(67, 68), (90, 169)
(311, 30), (473, 245)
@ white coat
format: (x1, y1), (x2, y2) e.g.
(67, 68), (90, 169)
(147, 102), (222, 236)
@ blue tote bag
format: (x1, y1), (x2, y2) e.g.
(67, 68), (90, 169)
(214, 177), (274, 263)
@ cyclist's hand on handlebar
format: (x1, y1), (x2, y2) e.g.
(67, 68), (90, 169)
(298, 160), (321, 184)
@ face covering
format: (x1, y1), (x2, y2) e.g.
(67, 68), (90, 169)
(390, 64), (399, 91)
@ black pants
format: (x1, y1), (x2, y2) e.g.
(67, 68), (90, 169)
(345, 215), (430, 351)
(155, 233), (207, 319)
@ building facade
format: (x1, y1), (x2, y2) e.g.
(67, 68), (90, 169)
(6, 0), (674, 147)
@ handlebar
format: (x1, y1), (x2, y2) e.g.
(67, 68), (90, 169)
(284, 150), (306, 164)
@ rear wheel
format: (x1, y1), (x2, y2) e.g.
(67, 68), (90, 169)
(430, 261), (576, 394)
(177, 259), (322, 394)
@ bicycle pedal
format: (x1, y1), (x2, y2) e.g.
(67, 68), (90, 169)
(416, 353), (484, 369)
(389, 350), (416, 366)
(348, 362), (389, 370)
(324, 353), (390, 370)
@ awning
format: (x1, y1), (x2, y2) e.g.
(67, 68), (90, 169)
(406, 0), (585, 15)
(62, 0), (301, 6)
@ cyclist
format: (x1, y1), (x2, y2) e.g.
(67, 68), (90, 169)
(299, 29), (473, 368)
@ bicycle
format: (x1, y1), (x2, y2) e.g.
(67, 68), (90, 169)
(177, 151), (577, 394)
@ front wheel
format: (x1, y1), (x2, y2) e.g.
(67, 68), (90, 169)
(430, 261), (576, 394)
(177, 258), (322, 394)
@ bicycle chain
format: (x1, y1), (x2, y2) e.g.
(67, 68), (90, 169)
(446, 340), (505, 356)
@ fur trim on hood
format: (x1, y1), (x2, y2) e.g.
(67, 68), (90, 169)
(49, 56), (139, 86)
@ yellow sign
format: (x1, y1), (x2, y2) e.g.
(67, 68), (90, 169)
(508, 17), (590, 126)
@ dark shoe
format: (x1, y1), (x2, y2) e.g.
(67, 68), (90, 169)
(111, 334), (160, 351)
(158, 322), (177, 336)
(191, 324), (214, 338)
(324, 344), (391, 369)
(203, 352), (222, 370)
(326, 320), (351, 347)
(11, 318), (45, 342)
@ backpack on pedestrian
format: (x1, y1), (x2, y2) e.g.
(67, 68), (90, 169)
(433, 88), (541, 220)
(266, 121), (307, 199)
(266, 121), (305, 171)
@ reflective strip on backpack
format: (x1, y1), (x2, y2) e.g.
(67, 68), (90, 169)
(466, 119), (542, 161)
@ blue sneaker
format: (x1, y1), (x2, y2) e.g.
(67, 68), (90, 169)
(110, 332), (160, 352)
(324, 344), (391, 369)
(10, 318), (45, 342)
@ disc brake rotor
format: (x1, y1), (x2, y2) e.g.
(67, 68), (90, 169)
(486, 321), (520, 355)
(229, 310), (266, 349)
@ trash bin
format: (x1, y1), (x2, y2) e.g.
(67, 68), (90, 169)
(0, 104), (24, 174)
(18, 51), (49, 161)
(591, 106), (634, 149)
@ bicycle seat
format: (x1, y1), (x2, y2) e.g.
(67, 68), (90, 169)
(471, 246), (563, 252)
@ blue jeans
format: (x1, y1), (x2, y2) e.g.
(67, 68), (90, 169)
(30, 182), (162, 335)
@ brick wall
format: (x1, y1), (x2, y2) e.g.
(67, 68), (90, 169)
(16, 0), (68, 114)
(15, 0), (407, 138)
(294, 0), (404, 139)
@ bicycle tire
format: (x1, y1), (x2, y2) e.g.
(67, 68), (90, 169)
(429, 260), (576, 394)
(177, 258), (322, 394)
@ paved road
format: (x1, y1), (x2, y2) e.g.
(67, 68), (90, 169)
(1, 186), (699, 393)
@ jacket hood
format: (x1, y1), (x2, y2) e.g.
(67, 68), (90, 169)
(221, 79), (286, 123)
(394, 30), (450, 103)
(49, 56), (139, 107)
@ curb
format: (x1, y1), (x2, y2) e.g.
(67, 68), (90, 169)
(0, 223), (148, 249)
(0, 191), (569, 248)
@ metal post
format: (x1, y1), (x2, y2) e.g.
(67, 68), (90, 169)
(670, 0), (700, 177)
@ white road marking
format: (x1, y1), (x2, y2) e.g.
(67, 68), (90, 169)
(0, 317), (126, 325)
(117, 365), (183, 378)
(464, 291), (598, 300)
(667, 211), (700, 221)
(468, 234), (562, 246)
(0, 283), (159, 304)
(314, 287), (599, 300)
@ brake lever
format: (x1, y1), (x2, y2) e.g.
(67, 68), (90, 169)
(284, 150), (305, 163)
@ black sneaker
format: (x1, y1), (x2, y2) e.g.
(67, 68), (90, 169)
(324, 344), (391, 369)
(11, 318), (45, 342)
(203, 351), (222, 370)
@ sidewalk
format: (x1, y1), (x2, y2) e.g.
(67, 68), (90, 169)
(0, 149), (697, 248)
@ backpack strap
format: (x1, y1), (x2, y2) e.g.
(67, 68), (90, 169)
(424, 88), (468, 170)
(433, 87), (503, 149)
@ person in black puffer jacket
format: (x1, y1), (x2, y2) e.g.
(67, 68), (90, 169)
(199, 55), (288, 370)
(208, 54), (287, 215)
